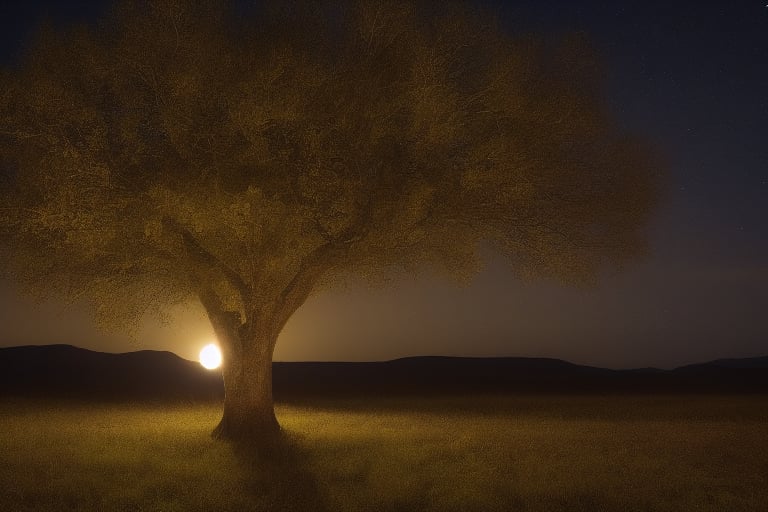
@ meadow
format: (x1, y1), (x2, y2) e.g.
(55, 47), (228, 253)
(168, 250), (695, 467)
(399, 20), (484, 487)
(1, 394), (767, 511)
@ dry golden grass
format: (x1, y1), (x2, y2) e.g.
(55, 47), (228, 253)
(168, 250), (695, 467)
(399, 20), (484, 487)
(1, 395), (767, 511)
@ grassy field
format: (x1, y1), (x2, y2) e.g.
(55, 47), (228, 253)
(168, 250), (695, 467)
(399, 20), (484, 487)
(1, 395), (767, 511)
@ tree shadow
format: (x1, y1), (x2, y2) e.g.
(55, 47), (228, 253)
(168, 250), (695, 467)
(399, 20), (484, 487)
(229, 431), (329, 512)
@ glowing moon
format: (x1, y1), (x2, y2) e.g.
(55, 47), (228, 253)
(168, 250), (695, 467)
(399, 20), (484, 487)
(199, 343), (222, 370)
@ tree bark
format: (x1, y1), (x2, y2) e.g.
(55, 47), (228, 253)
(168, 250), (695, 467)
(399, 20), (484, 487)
(212, 331), (281, 443)
(198, 286), (282, 444)
(194, 245), (332, 444)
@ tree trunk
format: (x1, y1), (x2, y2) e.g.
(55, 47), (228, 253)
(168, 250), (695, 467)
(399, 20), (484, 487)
(211, 328), (281, 444)
(197, 273), (312, 445)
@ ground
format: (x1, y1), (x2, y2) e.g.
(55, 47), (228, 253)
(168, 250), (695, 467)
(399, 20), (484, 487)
(1, 395), (767, 511)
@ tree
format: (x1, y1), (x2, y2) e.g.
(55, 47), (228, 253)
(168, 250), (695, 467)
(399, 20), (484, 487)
(0, 0), (656, 443)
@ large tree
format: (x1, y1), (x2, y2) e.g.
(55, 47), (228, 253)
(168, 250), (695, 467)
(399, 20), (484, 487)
(0, 0), (655, 442)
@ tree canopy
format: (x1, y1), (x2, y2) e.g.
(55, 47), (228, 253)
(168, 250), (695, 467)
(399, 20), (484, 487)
(0, 0), (656, 439)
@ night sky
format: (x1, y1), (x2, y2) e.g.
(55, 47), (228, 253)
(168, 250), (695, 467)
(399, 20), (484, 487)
(0, 1), (766, 369)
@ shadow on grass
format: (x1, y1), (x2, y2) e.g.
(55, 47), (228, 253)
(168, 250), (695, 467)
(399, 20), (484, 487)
(230, 432), (329, 512)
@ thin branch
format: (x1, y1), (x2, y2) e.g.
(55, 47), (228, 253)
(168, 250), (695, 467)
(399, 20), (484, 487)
(269, 202), (373, 335)
(162, 216), (253, 306)
(0, 129), (45, 140)
(267, 241), (339, 336)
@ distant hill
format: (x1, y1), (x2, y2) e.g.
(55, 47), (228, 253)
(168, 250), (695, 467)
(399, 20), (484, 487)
(272, 356), (616, 397)
(0, 345), (766, 402)
(676, 356), (768, 371)
(0, 344), (223, 401)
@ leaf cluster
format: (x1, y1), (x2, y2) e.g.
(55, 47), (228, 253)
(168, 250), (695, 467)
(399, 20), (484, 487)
(0, 0), (657, 329)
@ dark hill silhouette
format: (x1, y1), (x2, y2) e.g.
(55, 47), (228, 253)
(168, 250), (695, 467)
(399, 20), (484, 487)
(0, 345), (766, 402)
(0, 344), (223, 401)
(272, 356), (616, 397)
(676, 356), (768, 370)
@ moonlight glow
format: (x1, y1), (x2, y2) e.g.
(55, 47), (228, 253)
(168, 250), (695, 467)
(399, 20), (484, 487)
(199, 343), (222, 370)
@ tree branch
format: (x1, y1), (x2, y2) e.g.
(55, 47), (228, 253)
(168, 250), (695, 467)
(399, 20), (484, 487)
(0, 129), (44, 140)
(268, 205), (373, 336)
(162, 216), (252, 307)
(267, 241), (339, 336)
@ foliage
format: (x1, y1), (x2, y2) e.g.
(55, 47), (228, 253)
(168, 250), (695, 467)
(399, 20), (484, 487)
(0, 0), (655, 331)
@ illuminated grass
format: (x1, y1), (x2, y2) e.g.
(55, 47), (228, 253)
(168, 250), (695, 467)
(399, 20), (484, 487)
(1, 395), (767, 511)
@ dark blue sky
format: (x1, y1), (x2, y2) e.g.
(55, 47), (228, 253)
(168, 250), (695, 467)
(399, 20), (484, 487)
(0, 1), (766, 368)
